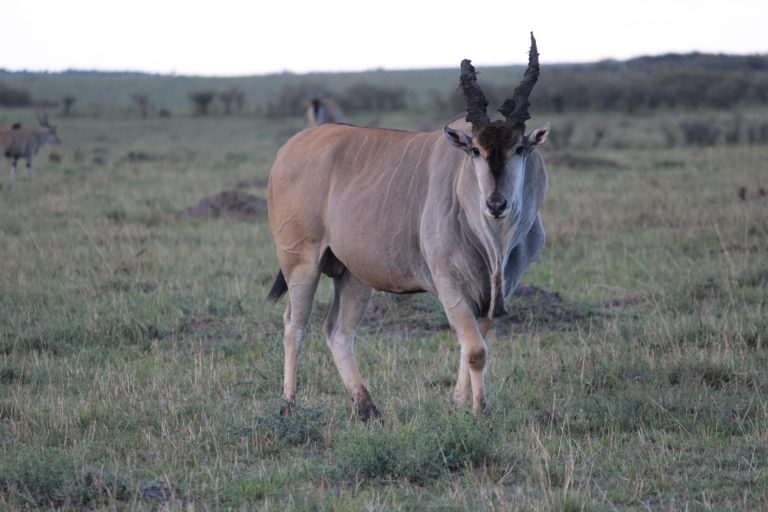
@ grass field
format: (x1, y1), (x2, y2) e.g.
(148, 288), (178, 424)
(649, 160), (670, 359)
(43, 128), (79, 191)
(1, 104), (766, 510)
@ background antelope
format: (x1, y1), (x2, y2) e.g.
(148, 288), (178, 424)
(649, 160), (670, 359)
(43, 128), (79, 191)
(306, 97), (346, 126)
(268, 34), (549, 420)
(1, 113), (60, 181)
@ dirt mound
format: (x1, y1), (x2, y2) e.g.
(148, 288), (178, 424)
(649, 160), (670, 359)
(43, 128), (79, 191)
(118, 150), (196, 165)
(500, 285), (595, 331)
(361, 285), (597, 336)
(363, 292), (448, 335)
(182, 190), (267, 221)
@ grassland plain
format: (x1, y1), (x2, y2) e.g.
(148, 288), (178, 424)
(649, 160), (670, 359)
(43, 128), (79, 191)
(0, 104), (766, 511)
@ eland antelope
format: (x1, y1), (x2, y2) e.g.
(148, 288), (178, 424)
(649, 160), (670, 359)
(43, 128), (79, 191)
(1, 113), (60, 181)
(267, 33), (549, 420)
(306, 97), (346, 126)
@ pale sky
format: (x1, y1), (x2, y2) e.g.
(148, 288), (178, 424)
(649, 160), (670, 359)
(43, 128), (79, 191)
(3, 0), (765, 76)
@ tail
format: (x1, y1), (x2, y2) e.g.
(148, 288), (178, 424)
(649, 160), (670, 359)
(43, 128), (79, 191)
(267, 270), (288, 302)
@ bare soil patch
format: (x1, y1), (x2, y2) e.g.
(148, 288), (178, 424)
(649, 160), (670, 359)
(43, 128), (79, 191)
(495, 285), (597, 334)
(181, 190), (267, 221)
(118, 150), (196, 165)
(363, 292), (449, 335)
(362, 285), (604, 336)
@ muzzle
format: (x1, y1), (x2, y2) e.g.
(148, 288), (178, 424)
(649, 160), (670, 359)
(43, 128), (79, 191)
(486, 192), (508, 218)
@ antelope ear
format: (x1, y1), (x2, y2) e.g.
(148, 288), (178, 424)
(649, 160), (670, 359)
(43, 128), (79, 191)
(444, 125), (473, 151)
(527, 123), (550, 147)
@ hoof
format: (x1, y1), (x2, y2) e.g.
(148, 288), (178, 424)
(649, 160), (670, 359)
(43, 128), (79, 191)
(355, 387), (381, 422)
(357, 403), (382, 423)
(473, 401), (491, 418)
(279, 400), (295, 417)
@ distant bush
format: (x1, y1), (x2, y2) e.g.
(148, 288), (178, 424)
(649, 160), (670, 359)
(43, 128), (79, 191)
(0, 82), (32, 107)
(427, 80), (501, 117)
(131, 93), (149, 118)
(548, 119), (576, 150)
(189, 90), (215, 115)
(747, 121), (768, 144)
(679, 118), (721, 146)
(219, 87), (245, 115)
(662, 115), (767, 147)
(338, 82), (408, 112)
(61, 95), (76, 116)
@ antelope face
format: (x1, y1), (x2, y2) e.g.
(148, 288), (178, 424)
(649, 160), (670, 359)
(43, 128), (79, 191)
(446, 33), (546, 222)
(445, 122), (549, 220)
(46, 125), (61, 146)
(37, 113), (60, 145)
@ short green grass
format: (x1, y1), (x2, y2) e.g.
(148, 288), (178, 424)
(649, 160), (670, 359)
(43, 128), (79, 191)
(1, 105), (766, 510)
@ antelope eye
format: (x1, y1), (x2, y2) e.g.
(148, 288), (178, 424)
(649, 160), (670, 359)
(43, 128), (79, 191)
(471, 148), (481, 157)
(515, 146), (525, 155)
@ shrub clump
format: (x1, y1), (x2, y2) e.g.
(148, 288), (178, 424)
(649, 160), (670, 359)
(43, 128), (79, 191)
(0, 448), (131, 508)
(231, 405), (327, 453)
(332, 412), (498, 482)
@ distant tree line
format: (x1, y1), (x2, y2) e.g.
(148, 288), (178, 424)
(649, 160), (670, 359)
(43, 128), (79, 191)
(609, 52), (768, 73)
(666, 115), (768, 147)
(265, 80), (408, 118)
(188, 87), (246, 115)
(3, 53), (768, 118)
(427, 68), (768, 116)
(532, 68), (768, 112)
(0, 82), (32, 107)
(421, 53), (768, 116)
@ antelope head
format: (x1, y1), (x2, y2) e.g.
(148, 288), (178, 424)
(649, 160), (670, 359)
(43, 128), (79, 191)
(37, 112), (61, 145)
(444, 33), (549, 221)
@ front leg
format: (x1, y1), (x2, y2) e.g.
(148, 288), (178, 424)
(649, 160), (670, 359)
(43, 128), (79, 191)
(453, 317), (491, 408)
(437, 282), (489, 413)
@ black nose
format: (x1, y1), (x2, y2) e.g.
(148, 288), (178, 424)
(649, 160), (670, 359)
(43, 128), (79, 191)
(486, 195), (508, 217)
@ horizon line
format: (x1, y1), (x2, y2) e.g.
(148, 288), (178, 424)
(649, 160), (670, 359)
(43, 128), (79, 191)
(2, 50), (766, 79)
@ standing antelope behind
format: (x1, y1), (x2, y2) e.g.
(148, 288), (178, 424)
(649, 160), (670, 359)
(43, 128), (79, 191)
(306, 97), (346, 126)
(1, 113), (60, 181)
(267, 33), (549, 420)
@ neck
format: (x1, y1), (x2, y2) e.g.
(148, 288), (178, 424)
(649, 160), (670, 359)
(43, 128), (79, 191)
(456, 165), (520, 319)
(34, 129), (49, 146)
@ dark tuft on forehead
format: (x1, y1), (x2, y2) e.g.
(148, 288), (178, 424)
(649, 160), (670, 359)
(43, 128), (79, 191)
(476, 122), (521, 151)
(476, 122), (523, 179)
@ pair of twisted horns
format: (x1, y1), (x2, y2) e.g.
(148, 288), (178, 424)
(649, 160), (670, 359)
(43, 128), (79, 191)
(460, 32), (539, 130)
(36, 111), (52, 127)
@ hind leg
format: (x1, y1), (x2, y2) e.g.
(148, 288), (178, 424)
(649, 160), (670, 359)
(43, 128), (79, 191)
(279, 263), (321, 416)
(324, 271), (378, 421)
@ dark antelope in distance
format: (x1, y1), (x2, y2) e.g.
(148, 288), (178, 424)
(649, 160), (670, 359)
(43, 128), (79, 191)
(1, 113), (60, 181)
(267, 33), (549, 420)
(306, 97), (346, 126)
